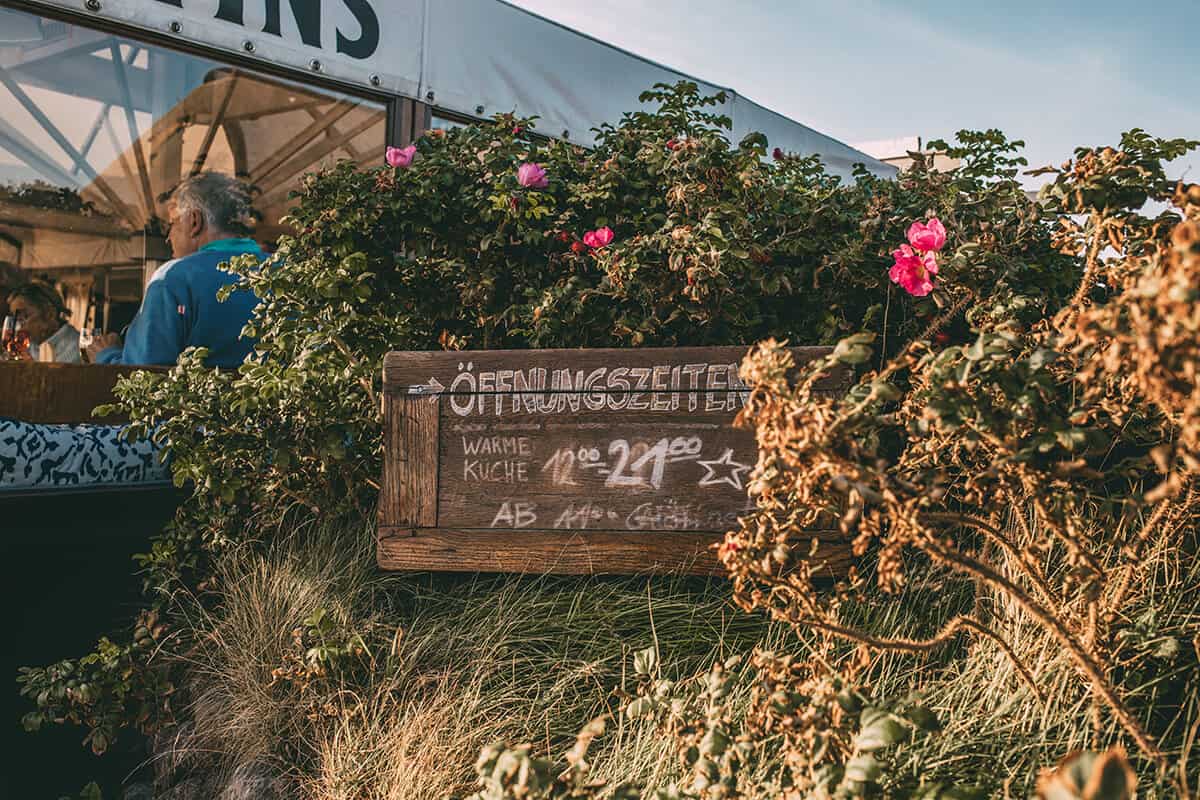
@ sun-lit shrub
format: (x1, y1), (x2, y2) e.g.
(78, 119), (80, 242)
(19, 82), (1199, 798)
(724, 130), (1199, 792)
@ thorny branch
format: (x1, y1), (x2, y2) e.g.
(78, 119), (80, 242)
(726, 152), (1200, 785)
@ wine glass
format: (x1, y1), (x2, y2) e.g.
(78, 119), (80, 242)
(1, 316), (13, 359)
(79, 327), (100, 364)
(10, 319), (30, 360)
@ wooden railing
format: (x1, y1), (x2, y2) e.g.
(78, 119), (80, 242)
(0, 362), (167, 425)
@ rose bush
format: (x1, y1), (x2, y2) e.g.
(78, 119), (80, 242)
(105, 84), (1072, 536)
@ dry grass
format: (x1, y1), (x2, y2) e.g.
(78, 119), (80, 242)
(169, 518), (781, 797)
(302, 674), (500, 799)
(160, 508), (1198, 798)
(861, 519), (1200, 795)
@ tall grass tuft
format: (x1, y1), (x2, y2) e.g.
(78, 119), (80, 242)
(168, 517), (782, 796)
(158, 507), (1197, 798)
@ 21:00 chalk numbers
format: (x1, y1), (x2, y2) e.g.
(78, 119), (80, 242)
(539, 436), (749, 491)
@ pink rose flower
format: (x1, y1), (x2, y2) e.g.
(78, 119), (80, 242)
(906, 217), (947, 252)
(888, 244), (938, 297)
(385, 145), (417, 168)
(517, 162), (549, 189)
(583, 227), (614, 249)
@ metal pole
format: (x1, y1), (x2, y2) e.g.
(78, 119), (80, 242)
(189, 72), (240, 177)
(75, 45), (143, 176)
(108, 41), (156, 221)
(103, 269), (111, 333)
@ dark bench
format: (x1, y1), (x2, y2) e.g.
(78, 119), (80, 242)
(1, 362), (180, 798)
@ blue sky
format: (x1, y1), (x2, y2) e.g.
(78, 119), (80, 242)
(509, 0), (1199, 185)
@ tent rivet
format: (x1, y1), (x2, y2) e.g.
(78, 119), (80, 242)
(369, 74), (382, 87)
(425, 91), (435, 102)
(168, 21), (182, 33)
(309, 59), (322, 71)
(242, 40), (255, 53)
(475, 105), (485, 114)
(84, 0), (101, 11)
(562, 130), (570, 139)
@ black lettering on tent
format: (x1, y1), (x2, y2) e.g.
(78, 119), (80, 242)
(262, 0), (323, 48)
(337, 0), (380, 59)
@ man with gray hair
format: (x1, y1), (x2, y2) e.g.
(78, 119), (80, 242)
(89, 172), (263, 367)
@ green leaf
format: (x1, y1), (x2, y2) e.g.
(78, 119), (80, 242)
(870, 381), (902, 402)
(904, 704), (940, 731)
(1028, 347), (1059, 371)
(1054, 428), (1089, 451)
(625, 697), (654, 719)
(833, 337), (873, 365)
(1038, 749), (1136, 800)
(699, 728), (729, 756)
(855, 709), (907, 751)
(835, 688), (864, 714)
(1153, 637), (1180, 659)
(844, 753), (882, 783)
(739, 131), (768, 150)
(633, 646), (657, 677)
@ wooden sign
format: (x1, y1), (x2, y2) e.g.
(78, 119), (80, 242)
(377, 346), (853, 575)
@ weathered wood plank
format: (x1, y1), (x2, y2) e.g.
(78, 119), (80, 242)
(438, 409), (757, 531)
(377, 527), (852, 576)
(378, 345), (849, 576)
(0, 362), (167, 424)
(378, 394), (440, 528)
(382, 345), (849, 396)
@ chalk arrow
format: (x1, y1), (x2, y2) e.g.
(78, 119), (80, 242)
(408, 376), (445, 396)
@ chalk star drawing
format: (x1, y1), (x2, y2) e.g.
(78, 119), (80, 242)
(696, 448), (751, 491)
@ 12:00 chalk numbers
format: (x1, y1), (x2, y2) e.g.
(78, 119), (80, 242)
(539, 435), (707, 491)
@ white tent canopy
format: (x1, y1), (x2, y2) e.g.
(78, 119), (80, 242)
(15, 0), (896, 180)
(423, 0), (896, 179)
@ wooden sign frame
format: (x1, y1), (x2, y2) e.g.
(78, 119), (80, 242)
(377, 346), (853, 575)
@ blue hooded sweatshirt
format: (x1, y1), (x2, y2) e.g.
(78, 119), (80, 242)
(97, 238), (263, 368)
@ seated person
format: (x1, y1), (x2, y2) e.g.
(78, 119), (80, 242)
(89, 172), (263, 367)
(8, 280), (80, 363)
(0, 260), (27, 320)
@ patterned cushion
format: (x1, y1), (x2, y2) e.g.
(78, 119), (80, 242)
(0, 417), (170, 493)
